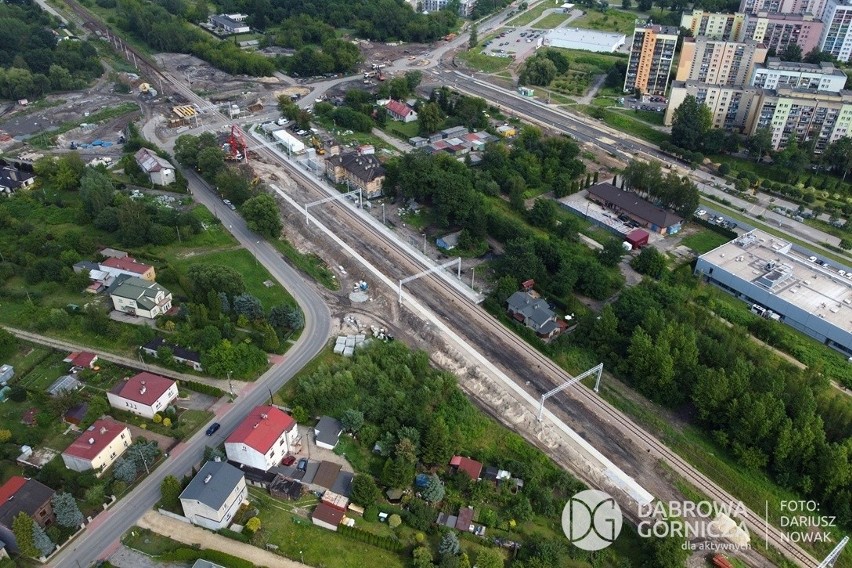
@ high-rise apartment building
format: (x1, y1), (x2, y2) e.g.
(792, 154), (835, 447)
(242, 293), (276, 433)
(751, 57), (847, 90)
(681, 10), (748, 40)
(665, 81), (763, 130)
(819, 0), (852, 61)
(677, 37), (768, 87)
(624, 24), (679, 96)
(739, 0), (827, 18)
(743, 13), (823, 53)
(751, 88), (852, 152)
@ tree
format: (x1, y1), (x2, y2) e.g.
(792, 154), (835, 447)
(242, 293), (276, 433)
(747, 127), (773, 163)
(475, 549), (504, 568)
(670, 95), (711, 152)
(12, 512), (37, 558)
(438, 531), (461, 556)
(269, 305), (303, 331)
(351, 474), (381, 506)
(0, 328), (15, 361)
(341, 408), (364, 433)
(32, 521), (54, 557)
(422, 473), (445, 502)
(528, 198), (557, 230)
(381, 456), (411, 488)
(113, 457), (138, 483)
(291, 405), (309, 423)
(631, 246), (667, 278)
(599, 238), (625, 267)
(413, 546), (434, 568)
(641, 528), (689, 568)
(823, 137), (852, 181)
(79, 169), (115, 217)
(775, 139), (810, 175)
(186, 264), (246, 299)
(469, 23), (478, 48)
(51, 492), (83, 528)
(245, 516), (261, 533)
(197, 146), (226, 177)
(0, 429), (11, 443)
(241, 193), (282, 238)
(233, 293), (264, 321)
(779, 43), (803, 62)
(519, 54), (557, 86)
(160, 475), (182, 511)
(418, 102), (444, 135)
(388, 513), (402, 528)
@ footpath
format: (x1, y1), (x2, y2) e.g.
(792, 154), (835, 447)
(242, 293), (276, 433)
(137, 510), (308, 568)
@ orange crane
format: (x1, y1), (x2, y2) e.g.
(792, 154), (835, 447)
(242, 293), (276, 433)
(225, 124), (248, 162)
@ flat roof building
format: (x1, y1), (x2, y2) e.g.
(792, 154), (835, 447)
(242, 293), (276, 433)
(543, 28), (626, 53)
(743, 13), (823, 54)
(624, 24), (679, 96)
(820, 0), (852, 62)
(695, 229), (852, 355)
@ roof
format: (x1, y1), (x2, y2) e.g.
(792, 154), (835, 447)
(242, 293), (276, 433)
(321, 490), (349, 511)
(73, 261), (100, 273)
(65, 351), (98, 368)
(191, 560), (227, 568)
(385, 100), (416, 118)
(456, 506), (474, 531)
(142, 337), (201, 363)
(587, 183), (683, 228)
(331, 470), (354, 497)
(313, 461), (342, 490)
(99, 248), (128, 259)
(21, 407), (37, 425)
(134, 148), (174, 174)
(210, 14), (247, 29)
(0, 165), (34, 190)
(626, 228), (650, 245)
(0, 477), (54, 527)
(63, 418), (129, 460)
(108, 276), (170, 310)
(64, 402), (88, 423)
(101, 256), (152, 275)
(312, 502), (344, 526)
(314, 416), (342, 447)
(483, 466), (499, 481)
(110, 372), (175, 406)
(226, 405), (296, 454)
(506, 291), (555, 327)
(328, 153), (385, 183)
(180, 461), (244, 510)
(47, 374), (81, 396)
(437, 231), (462, 250)
(450, 455), (483, 479)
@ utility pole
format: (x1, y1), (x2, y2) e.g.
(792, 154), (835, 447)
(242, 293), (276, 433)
(137, 447), (150, 475)
(471, 267), (475, 289)
(382, 202), (386, 225)
(227, 371), (234, 397)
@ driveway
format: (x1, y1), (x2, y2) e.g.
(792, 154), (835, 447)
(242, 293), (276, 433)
(177, 391), (217, 411)
(124, 423), (177, 453)
(108, 545), (184, 568)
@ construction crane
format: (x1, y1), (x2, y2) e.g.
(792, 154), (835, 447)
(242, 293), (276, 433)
(224, 124), (248, 162)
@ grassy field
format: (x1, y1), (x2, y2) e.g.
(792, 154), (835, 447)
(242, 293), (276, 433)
(534, 11), (572, 28)
(614, 107), (665, 125)
(549, 48), (627, 75)
(457, 49), (513, 73)
(571, 9), (639, 35)
(384, 120), (419, 140)
(579, 105), (669, 145)
(679, 228), (730, 254)
(507, 0), (561, 27)
(272, 238), (338, 291)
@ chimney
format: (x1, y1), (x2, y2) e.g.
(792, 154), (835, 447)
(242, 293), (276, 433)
(253, 423), (259, 429)
(140, 386), (147, 395)
(100, 427), (107, 435)
(88, 438), (95, 445)
(204, 474), (212, 484)
(261, 413), (268, 419)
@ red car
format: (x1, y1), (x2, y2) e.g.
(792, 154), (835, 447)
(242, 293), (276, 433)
(281, 455), (296, 466)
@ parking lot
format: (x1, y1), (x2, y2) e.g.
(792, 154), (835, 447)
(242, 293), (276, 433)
(620, 95), (667, 112)
(482, 27), (544, 61)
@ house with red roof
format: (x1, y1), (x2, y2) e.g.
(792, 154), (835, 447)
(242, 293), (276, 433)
(0, 476), (56, 554)
(384, 100), (418, 123)
(64, 351), (99, 370)
(99, 256), (156, 281)
(225, 405), (299, 471)
(62, 418), (131, 475)
(107, 372), (178, 419)
(449, 455), (483, 480)
(311, 502), (345, 531)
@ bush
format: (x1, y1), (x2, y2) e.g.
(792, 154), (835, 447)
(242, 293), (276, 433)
(152, 413), (163, 424)
(388, 514), (402, 528)
(718, 163), (731, 175)
(364, 505), (379, 522)
(337, 524), (403, 552)
(179, 380), (225, 398)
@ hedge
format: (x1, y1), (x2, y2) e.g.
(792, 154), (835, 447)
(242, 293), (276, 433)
(218, 528), (251, 543)
(692, 216), (737, 239)
(179, 380), (226, 398)
(159, 547), (257, 568)
(337, 524), (404, 552)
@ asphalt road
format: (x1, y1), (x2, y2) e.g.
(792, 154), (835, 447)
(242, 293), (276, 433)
(49, 171), (331, 568)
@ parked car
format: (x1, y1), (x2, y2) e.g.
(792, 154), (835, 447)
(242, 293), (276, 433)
(281, 455), (296, 466)
(222, 199), (236, 211)
(205, 422), (221, 436)
(297, 458), (308, 471)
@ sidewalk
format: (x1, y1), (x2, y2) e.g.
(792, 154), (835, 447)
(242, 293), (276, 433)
(137, 510), (307, 568)
(3, 326), (240, 389)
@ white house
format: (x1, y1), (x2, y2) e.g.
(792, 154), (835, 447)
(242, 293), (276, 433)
(134, 148), (175, 186)
(209, 14), (251, 34)
(180, 461), (247, 530)
(0, 166), (35, 196)
(108, 275), (172, 319)
(61, 419), (131, 475)
(225, 405), (299, 471)
(314, 416), (342, 450)
(384, 100), (418, 123)
(107, 371), (178, 419)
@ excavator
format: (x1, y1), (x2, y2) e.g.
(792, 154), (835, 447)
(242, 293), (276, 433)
(310, 135), (326, 155)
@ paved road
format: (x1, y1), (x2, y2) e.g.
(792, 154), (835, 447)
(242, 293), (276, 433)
(4, 326), (237, 389)
(48, 171), (332, 568)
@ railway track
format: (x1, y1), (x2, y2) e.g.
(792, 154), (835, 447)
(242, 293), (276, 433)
(259, 145), (819, 568)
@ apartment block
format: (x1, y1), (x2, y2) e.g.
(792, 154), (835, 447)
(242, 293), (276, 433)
(677, 37), (768, 87)
(665, 81), (763, 130)
(819, 0), (852, 62)
(681, 10), (748, 40)
(743, 13), (823, 54)
(750, 88), (852, 152)
(751, 57), (848, 91)
(739, 0), (827, 17)
(624, 24), (679, 96)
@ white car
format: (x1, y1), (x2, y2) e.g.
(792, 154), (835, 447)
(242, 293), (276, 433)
(222, 199), (236, 211)
(696, 209), (706, 216)
(840, 270), (847, 277)
(808, 256), (817, 262)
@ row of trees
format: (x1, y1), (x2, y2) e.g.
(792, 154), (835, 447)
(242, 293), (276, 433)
(518, 49), (570, 87)
(621, 159), (700, 218)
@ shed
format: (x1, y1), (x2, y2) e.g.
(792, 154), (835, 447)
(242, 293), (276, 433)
(436, 231), (462, 251)
(385, 488), (404, 502)
(313, 461), (342, 490)
(626, 229), (649, 249)
(0, 364), (13, 384)
(314, 416), (343, 449)
(312, 502), (344, 531)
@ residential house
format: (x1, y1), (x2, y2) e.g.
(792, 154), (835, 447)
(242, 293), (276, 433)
(0, 165), (35, 196)
(141, 337), (203, 371)
(325, 153), (386, 199)
(134, 148), (175, 186)
(61, 418), (132, 475)
(72, 261), (113, 287)
(384, 100), (417, 123)
(449, 455), (483, 480)
(0, 477), (56, 553)
(63, 403), (88, 426)
(311, 502), (344, 531)
(314, 416), (343, 450)
(312, 461), (342, 491)
(208, 14), (251, 34)
(225, 405), (299, 471)
(64, 351), (98, 370)
(107, 372), (178, 419)
(586, 182), (683, 235)
(107, 275), (172, 319)
(99, 248), (128, 259)
(99, 256), (156, 281)
(506, 291), (560, 338)
(180, 461), (247, 530)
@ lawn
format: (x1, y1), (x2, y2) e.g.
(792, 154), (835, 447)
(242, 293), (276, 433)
(533, 11), (572, 28)
(614, 107), (665, 125)
(578, 105), (669, 146)
(679, 228), (730, 254)
(272, 238), (338, 291)
(457, 49), (513, 73)
(549, 48), (627, 75)
(15, 350), (69, 391)
(173, 248), (296, 310)
(384, 120), (420, 141)
(506, 0), (561, 26)
(571, 8), (639, 35)
(248, 489), (407, 568)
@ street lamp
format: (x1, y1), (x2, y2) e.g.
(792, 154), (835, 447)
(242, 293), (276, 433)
(300, 550), (304, 563)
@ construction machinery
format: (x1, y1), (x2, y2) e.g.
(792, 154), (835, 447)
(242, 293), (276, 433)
(377, 71), (386, 82)
(224, 124), (248, 162)
(310, 135), (326, 155)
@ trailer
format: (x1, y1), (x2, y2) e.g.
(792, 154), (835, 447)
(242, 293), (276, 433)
(273, 129), (306, 154)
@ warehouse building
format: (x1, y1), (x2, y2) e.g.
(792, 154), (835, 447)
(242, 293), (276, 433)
(695, 230), (852, 355)
(543, 28), (626, 53)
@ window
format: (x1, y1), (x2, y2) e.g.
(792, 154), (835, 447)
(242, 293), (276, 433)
(110, 452), (116, 459)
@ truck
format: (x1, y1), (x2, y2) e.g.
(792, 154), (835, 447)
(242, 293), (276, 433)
(364, 71), (377, 78)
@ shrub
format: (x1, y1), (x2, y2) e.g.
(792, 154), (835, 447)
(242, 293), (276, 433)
(152, 413), (163, 424)
(364, 505), (379, 522)
(388, 514), (402, 528)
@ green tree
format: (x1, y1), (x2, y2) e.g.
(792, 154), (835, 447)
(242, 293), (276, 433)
(528, 198), (557, 230)
(388, 513), (402, 528)
(413, 546), (434, 568)
(245, 516), (261, 533)
(775, 139), (810, 175)
(469, 23), (478, 48)
(79, 169), (115, 217)
(823, 137), (852, 181)
(519, 54), (557, 86)
(186, 264), (246, 299)
(351, 474), (381, 506)
(438, 531), (460, 556)
(418, 102), (444, 135)
(779, 43), (803, 62)
(54, 153), (85, 191)
(51, 492), (83, 528)
(421, 417), (451, 465)
(160, 475), (182, 511)
(422, 473), (445, 503)
(747, 127), (773, 163)
(599, 238), (625, 267)
(241, 193), (282, 238)
(641, 528), (689, 568)
(0, 328), (16, 360)
(12, 512), (37, 558)
(670, 95), (711, 152)
(233, 293), (264, 321)
(197, 146), (225, 177)
(475, 548), (504, 568)
(341, 408), (364, 433)
(631, 246), (667, 278)
(381, 456), (411, 488)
